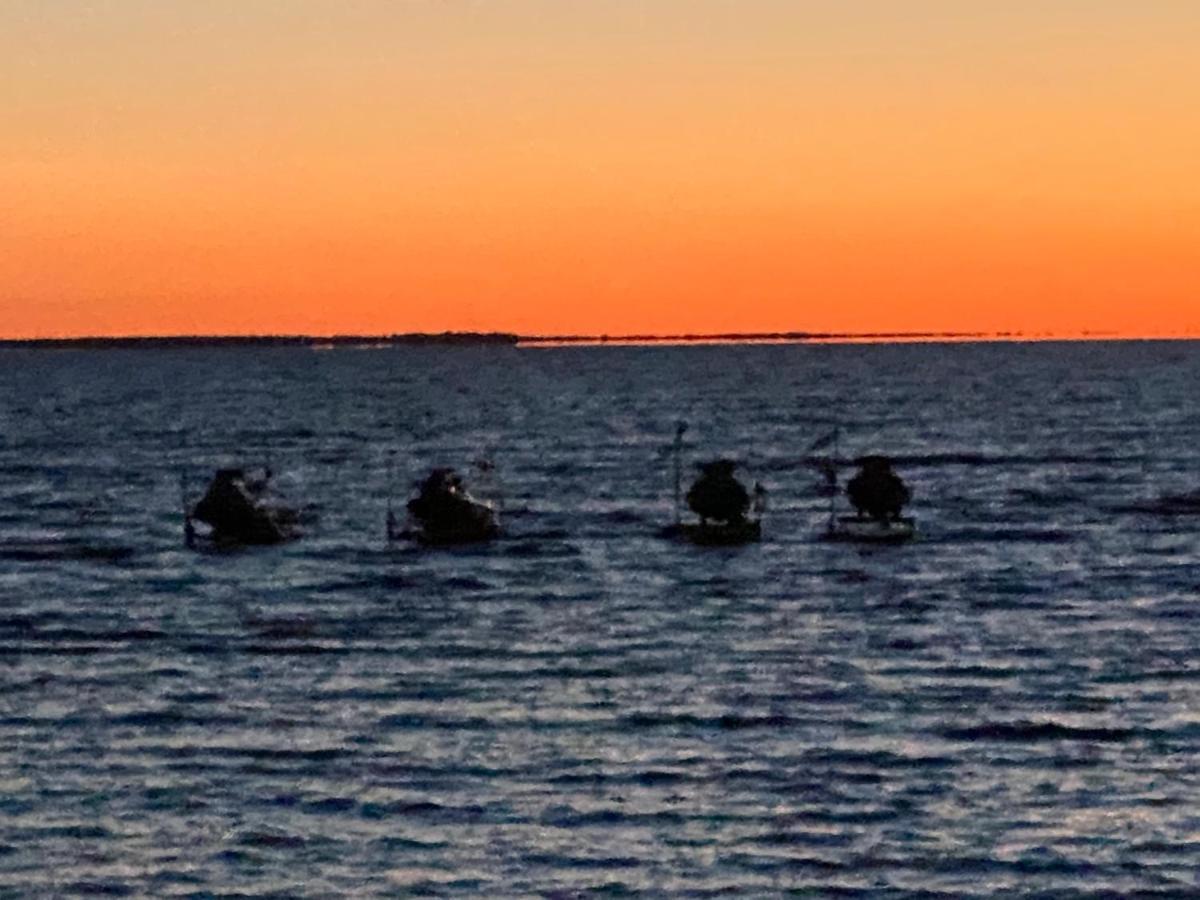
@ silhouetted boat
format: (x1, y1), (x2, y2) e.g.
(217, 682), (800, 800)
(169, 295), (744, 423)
(661, 423), (765, 545)
(815, 434), (916, 543)
(185, 467), (303, 548)
(390, 466), (499, 545)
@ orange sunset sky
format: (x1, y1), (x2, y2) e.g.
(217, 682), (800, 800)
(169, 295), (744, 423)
(2, 1), (1198, 339)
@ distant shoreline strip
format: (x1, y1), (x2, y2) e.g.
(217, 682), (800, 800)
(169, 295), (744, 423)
(0, 329), (1185, 350)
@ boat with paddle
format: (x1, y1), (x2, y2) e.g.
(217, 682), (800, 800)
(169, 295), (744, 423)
(388, 462), (500, 545)
(184, 466), (305, 549)
(660, 422), (766, 545)
(810, 431), (916, 544)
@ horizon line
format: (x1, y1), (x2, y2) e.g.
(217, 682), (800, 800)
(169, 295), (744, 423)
(1, 329), (1197, 349)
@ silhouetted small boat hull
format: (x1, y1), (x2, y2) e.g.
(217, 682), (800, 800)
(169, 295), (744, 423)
(825, 515), (916, 544)
(187, 517), (302, 550)
(187, 468), (304, 549)
(661, 519), (762, 546)
(396, 467), (500, 546)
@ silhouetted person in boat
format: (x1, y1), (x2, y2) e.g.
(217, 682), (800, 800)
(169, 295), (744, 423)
(687, 460), (751, 525)
(243, 466), (272, 496)
(191, 468), (297, 544)
(810, 456), (838, 495)
(847, 456), (911, 523)
(407, 468), (497, 539)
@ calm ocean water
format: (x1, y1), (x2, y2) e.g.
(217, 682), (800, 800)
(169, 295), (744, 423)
(1, 341), (1199, 897)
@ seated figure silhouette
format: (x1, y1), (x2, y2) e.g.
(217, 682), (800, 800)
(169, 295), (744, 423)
(406, 467), (497, 541)
(687, 460), (751, 525)
(191, 467), (297, 544)
(846, 456), (911, 523)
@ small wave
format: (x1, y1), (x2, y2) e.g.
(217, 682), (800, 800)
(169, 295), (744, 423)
(547, 769), (699, 788)
(375, 573), (412, 589)
(504, 539), (582, 557)
(803, 748), (958, 770)
(894, 451), (1140, 468)
(365, 800), (496, 823)
(440, 575), (492, 590)
(748, 830), (858, 849)
(523, 853), (642, 870)
(241, 642), (348, 656)
(242, 614), (320, 639)
(17, 824), (113, 840)
(1129, 839), (1200, 856)
(940, 721), (1135, 743)
(368, 835), (449, 850)
(160, 745), (349, 764)
(0, 643), (116, 656)
(1094, 668), (1200, 684)
(0, 539), (135, 563)
(164, 689), (223, 703)
(619, 711), (796, 730)
(210, 849), (261, 866)
(505, 526), (571, 540)
(476, 664), (627, 682)
(538, 805), (686, 828)
(922, 664), (1024, 680)
(789, 806), (904, 826)
(62, 882), (134, 897)
(1007, 487), (1084, 508)
(110, 708), (237, 728)
(377, 713), (492, 731)
(7, 627), (165, 644)
(601, 508), (647, 524)
(936, 528), (1075, 544)
(0, 612), (67, 634)
(235, 828), (308, 849)
(301, 796), (358, 814)
(1110, 492), (1200, 516)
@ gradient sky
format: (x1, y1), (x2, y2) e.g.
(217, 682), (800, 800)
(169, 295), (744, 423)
(2, 1), (1198, 338)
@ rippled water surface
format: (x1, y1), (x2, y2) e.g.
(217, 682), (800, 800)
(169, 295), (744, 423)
(2, 341), (1200, 897)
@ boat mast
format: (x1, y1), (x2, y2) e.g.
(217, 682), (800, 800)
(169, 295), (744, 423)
(827, 427), (840, 534)
(673, 421), (687, 525)
(181, 469), (194, 548)
(385, 449), (398, 541)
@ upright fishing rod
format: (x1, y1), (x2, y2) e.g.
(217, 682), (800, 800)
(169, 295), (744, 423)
(752, 479), (768, 522)
(385, 448), (399, 542)
(180, 469), (195, 548)
(673, 421), (688, 525)
(827, 427), (840, 534)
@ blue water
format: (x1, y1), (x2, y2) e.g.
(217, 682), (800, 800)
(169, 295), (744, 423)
(2, 341), (1200, 896)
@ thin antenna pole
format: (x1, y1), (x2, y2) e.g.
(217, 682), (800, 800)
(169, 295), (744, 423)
(181, 469), (194, 548)
(827, 428), (840, 533)
(673, 422), (686, 525)
(386, 449), (397, 541)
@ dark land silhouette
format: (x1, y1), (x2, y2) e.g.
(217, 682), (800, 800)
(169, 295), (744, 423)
(0, 329), (1052, 350)
(0, 332), (520, 350)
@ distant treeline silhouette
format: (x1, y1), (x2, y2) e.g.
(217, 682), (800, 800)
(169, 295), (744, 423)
(0, 329), (1065, 349)
(519, 330), (1002, 344)
(0, 332), (520, 350)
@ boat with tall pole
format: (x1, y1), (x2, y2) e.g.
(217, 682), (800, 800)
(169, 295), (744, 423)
(660, 422), (765, 545)
(183, 465), (304, 548)
(816, 430), (916, 543)
(388, 454), (500, 545)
